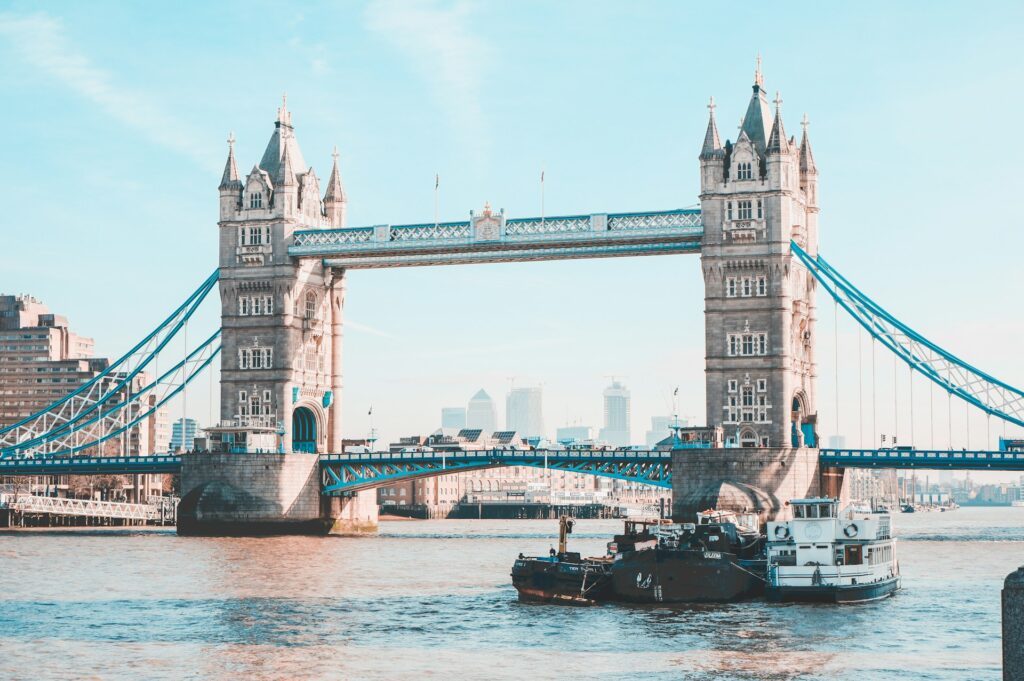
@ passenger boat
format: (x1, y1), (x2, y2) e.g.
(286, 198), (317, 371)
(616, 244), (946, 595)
(608, 510), (766, 603)
(766, 498), (900, 603)
(510, 516), (613, 604)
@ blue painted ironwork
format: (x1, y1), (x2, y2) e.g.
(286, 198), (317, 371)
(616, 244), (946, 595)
(820, 448), (1024, 471)
(289, 209), (703, 268)
(0, 271), (220, 455)
(0, 455), (182, 476)
(791, 241), (1024, 428)
(319, 449), (673, 495)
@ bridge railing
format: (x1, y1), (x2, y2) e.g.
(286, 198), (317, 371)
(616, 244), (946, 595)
(320, 448), (673, 463)
(820, 448), (1024, 469)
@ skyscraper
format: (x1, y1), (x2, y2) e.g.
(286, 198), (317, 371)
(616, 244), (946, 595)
(466, 389), (497, 433)
(441, 407), (466, 430)
(505, 387), (544, 439)
(170, 418), (199, 452)
(599, 380), (631, 447)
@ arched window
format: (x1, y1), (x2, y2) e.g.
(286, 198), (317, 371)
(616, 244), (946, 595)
(304, 292), (317, 319)
(737, 162), (753, 180)
(250, 192), (263, 209)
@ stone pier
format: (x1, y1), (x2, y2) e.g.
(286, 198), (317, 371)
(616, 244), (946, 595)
(672, 447), (844, 523)
(177, 452), (377, 536)
(1005, 566), (1024, 680)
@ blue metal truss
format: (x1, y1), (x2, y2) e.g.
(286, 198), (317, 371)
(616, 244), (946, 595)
(0, 455), (182, 476)
(820, 448), (1024, 471)
(791, 241), (1024, 428)
(319, 449), (673, 495)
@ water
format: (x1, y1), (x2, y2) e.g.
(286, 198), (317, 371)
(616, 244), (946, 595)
(0, 508), (1021, 680)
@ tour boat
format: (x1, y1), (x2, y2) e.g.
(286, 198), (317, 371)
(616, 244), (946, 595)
(608, 510), (766, 603)
(765, 498), (900, 603)
(510, 516), (614, 604)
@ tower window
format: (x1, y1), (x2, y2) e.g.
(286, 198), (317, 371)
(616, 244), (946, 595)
(757, 199), (763, 219)
(250, 192), (263, 209)
(304, 292), (317, 319)
(726, 278), (737, 297)
(737, 162), (753, 180)
(726, 333), (769, 357)
(738, 200), (752, 220)
(757, 277), (767, 296)
(742, 278), (752, 297)
(726, 202), (733, 220)
(757, 379), (767, 392)
(728, 380), (738, 393)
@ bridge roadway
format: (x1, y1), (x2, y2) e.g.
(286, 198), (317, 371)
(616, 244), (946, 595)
(2, 447), (1023, 487)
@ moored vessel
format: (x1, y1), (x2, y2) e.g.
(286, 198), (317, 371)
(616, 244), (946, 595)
(510, 516), (613, 604)
(766, 498), (900, 603)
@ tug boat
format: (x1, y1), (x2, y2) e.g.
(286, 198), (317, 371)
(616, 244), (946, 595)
(609, 510), (766, 603)
(766, 498), (900, 603)
(510, 516), (614, 604)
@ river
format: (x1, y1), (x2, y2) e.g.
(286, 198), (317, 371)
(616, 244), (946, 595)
(0, 507), (1021, 680)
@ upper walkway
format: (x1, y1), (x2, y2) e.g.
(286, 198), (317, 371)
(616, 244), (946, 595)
(288, 209), (703, 267)
(819, 448), (1024, 471)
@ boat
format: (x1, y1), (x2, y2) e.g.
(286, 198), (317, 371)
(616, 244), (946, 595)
(608, 510), (766, 603)
(510, 516), (614, 604)
(766, 498), (901, 603)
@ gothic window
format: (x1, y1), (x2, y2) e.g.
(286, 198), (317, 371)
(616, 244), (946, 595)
(250, 192), (263, 209)
(757, 395), (768, 422)
(737, 162), (753, 180)
(726, 278), (737, 297)
(741, 386), (754, 407)
(239, 348), (273, 370)
(758, 333), (767, 355)
(262, 389), (272, 403)
(239, 297), (250, 316)
(726, 202), (733, 220)
(728, 336), (738, 356)
(304, 292), (317, 320)
(305, 343), (317, 372)
(726, 333), (769, 357)
(757, 277), (767, 296)
(738, 200), (752, 220)
(742, 278), (752, 297)
(757, 199), (763, 219)
(264, 295), (273, 315)
(757, 379), (767, 392)
(761, 436), (770, 446)
(238, 349), (250, 370)
(742, 335), (754, 355)
(252, 297), (262, 315)
(239, 390), (247, 403)
(727, 380), (738, 393)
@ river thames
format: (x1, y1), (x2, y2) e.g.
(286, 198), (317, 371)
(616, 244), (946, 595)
(0, 507), (1021, 680)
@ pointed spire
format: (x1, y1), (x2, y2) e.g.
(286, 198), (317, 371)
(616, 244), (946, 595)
(739, 60), (772, 156)
(324, 146), (346, 202)
(219, 132), (241, 189)
(755, 53), (764, 89)
(276, 136), (297, 186)
(766, 91), (789, 154)
(800, 113), (817, 173)
(277, 92), (292, 128)
(700, 96), (724, 159)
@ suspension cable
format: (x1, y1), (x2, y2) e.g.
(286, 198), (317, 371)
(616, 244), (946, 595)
(948, 391), (953, 449)
(859, 325), (864, 448)
(893, 352), (899, 446)
(834, 298), (840, 442)
(909, 365), (914, 448)
(872, 339), (877, 447)
(930, 379), (935, 450)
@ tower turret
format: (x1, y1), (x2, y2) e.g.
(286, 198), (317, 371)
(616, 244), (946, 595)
(324, 147), (347, 228)
(699, 97), (725, 191)
(218, 133), (242, 219)
(765, 91), (796, 195)
(799, 113), (818, 209)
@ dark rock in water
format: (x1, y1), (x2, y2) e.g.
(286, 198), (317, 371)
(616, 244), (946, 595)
(1005, 566), (1024, 681)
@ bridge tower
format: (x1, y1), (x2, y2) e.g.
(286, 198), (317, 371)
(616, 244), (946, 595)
(177, 99), (377, 535)
(675, 63), (828, 520)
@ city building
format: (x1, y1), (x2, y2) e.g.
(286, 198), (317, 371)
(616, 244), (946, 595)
(441, 406), (466, 430)
(170, 418), (199, 452)
(556, 425), (593, 444)
(466, 389), (497, 432)
(646, 416), (688, 448)
(505, 386), (544, 439)
(598, 380), (631, 447)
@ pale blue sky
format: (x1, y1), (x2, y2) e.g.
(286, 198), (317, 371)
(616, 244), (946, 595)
(1, 1), (1022, 468)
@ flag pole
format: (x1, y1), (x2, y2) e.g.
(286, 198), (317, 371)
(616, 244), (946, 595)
(434, 173), (440, 227)
(540, 168), (545, 225)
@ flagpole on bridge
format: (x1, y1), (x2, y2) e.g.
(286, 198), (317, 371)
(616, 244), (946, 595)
(540, 168), (545, 225)
(434, 173), (439, 227)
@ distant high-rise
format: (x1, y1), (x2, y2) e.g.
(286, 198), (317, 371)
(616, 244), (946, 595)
(466, 389), (497, 432)
(171, 418), (199, 452)
(556, 425), (593, 444)
(598, 380), (631, 447)
(506, 387), (544, 439)
(441, 407), (467, 430)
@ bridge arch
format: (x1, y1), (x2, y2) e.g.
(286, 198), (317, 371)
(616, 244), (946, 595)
(292, 405), (320, 453)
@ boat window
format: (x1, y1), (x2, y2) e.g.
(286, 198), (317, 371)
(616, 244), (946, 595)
(793, 506), (804, 519)
(819, 504), (833, 518)
(808, 505), (820, 518)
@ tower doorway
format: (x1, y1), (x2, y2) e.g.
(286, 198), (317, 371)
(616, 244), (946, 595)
(292, 406), (318, 453)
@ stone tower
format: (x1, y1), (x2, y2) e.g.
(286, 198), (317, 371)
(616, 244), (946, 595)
(215, 98), (348, 455)
(699, 61), (819, 449)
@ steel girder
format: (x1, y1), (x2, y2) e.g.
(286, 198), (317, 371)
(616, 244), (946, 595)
(0, 455), (182, 476)
(819, 448), (1024, 471)
(319, 450), (673, 495)
(791, 242), (1024, 428)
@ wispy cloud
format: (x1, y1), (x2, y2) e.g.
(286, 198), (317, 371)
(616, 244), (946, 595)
(0, 12), (217, 171)
(364, 0), (490, 150)
(346, 319), (398, 339)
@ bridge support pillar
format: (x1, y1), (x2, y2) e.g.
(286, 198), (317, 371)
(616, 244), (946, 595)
(177, 452), (377, 536)
(671, 447), (846, 524)
(1005, 566), (1024, 681)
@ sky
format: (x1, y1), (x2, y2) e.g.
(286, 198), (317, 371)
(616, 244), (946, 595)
(0, 1), (1022, 480)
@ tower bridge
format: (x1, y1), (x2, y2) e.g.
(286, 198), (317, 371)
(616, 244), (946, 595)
(2, 63), (1023, 534)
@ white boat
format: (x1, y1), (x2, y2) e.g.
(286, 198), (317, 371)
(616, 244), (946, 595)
(766, 497), (901, 603)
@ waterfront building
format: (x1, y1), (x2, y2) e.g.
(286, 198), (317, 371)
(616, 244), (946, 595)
(556, 425), (593, 444)
(505, 386), (544, 439)
(598, 380), (631, 447)
(170, 418), (199, 452)
(441, 406), (466, 430)
(466, 389), (497, 432)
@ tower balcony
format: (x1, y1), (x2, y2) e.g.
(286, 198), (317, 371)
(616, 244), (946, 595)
(236, 244), (272, 266)
(724, 219), (766, 244)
